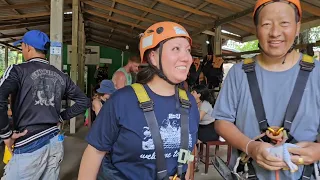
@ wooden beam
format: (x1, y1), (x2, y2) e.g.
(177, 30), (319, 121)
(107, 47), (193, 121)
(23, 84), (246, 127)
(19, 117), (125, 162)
(191, 7), (253, 37)
(50, 0), (64, 70)
(0, 1), (49, 10)
(0, 18), (72, 31)
(87, 28), (137, 43)
(114, 0), (202, 27)
(78, 11), (85, 91)
(88, 38), (138, 53)
(0, 9), (72, 21)
(83, 1), (156, 24)
(183, 2), (209, 19)
(213, 26), (222, 55)
(205, 0), (243, 12)
(0, 42), (21, 51)
(202, 30), (242, 42)
(89, 35), (137, 48)
(230, 22), (255, 35)
(84, 10), (146, 30)
(85, 16), (141, 37)
(132, 1), (157, 29)
(4, 33), (72, 43)
(157, 0), (216, 18)
(0, 0), (72, 10)
(214, 7), (254, 27)
(70, 0), (79, 134)
(301, 2), (320, 17)
(4, 46), (8, 69)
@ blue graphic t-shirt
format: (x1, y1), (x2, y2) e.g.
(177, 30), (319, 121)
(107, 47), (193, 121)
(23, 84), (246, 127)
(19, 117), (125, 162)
(86, 84), (199, 179)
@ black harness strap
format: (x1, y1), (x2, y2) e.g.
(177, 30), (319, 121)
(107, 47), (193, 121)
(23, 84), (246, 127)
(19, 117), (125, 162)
(242, 60), (268, 131)
(132, 84), (192, 180)
(177, 87), (192, 176)
(242, 55), (315, 180)
(141, 100), (169, 180)
(283, 60), (314, 131)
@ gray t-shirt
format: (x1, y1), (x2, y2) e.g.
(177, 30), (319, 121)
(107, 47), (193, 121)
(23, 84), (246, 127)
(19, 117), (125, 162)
(212, 54), (320, 180)
(199, 100), (215, 125)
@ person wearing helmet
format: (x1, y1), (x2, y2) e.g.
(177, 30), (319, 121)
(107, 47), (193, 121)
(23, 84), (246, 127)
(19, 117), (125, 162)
(212, 0), (320, 179)
(78, 21), (199, 180)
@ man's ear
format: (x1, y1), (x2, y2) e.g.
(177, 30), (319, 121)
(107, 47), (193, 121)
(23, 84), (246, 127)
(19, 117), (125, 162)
(295, 21), (301, 37)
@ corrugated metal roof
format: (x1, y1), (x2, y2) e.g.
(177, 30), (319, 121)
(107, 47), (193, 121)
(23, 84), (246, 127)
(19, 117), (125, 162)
(0, 0), (319, 55)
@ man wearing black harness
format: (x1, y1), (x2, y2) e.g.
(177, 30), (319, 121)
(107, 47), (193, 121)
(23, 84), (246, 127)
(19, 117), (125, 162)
(0, 30), (90, 179)
(212, 0), (320, 179)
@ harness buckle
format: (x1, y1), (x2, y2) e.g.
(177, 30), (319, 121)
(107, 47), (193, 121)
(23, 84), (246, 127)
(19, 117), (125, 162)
(180, 98), (191, 109)
(178, 149), (194, 164)
(139, 101), (154, 112)
(242, 62), (255, 73)
(300, 60), (315, 72)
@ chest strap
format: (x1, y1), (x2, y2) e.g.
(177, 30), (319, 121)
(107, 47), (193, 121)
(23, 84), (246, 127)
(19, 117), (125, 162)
(242, 54), (315, 179)
(131, 83), (193, 180)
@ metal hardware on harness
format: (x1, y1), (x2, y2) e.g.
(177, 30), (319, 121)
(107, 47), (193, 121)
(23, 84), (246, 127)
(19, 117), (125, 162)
(178, 149), (194, 164)
(131, 83), (191, 180)
(238, 55), (316, 180)
(179, 98), (191, 109)
(139, 101), (154, 112)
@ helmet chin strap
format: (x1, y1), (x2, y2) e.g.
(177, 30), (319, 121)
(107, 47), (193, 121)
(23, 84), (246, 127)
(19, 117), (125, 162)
(258, 37), (297, 64)
(149, 41), (177, 86)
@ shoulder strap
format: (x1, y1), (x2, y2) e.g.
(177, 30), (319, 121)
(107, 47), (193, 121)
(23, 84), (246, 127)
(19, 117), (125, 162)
(176, 87), (194, 176)
(283, 54), (314, 132)
(242, 59), (269, 131)
(243, 55), (315, 134)
(131, 83), (168, 180)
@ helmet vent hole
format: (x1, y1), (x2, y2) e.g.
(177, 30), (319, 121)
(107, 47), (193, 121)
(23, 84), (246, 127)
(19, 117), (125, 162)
(156, 27), (164, 34)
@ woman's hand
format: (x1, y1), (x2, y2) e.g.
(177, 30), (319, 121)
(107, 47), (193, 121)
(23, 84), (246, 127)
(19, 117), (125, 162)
(288, 142), (320, 165)
(248, 141), (287, 170)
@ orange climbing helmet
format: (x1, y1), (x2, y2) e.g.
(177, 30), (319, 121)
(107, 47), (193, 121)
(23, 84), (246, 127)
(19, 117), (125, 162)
(139, 21), (192, 63)
(253, 0), (302, 23)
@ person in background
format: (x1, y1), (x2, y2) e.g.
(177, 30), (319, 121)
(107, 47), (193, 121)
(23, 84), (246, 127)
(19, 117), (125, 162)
(92, 80), (116, 115)
(0, 30), (90, 179)
(191, 85), (218, 143)
(112, 56), (140, 89)
(191, 85), (219, 172)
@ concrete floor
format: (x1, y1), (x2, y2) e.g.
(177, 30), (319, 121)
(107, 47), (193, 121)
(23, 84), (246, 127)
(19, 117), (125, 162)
(0, 118), (227, 180)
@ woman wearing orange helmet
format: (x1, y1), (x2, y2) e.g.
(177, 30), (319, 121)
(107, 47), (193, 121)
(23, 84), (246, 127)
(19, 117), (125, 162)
(78, 21), (199, 180)
(213, 0), (320, 179)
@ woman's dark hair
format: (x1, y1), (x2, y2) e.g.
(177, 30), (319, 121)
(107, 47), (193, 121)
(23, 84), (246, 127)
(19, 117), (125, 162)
(193, 84), (215, 105)
(136, 44), (160, 84)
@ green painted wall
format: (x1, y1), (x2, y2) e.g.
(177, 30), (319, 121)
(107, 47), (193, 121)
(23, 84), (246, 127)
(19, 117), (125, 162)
(62, 43), (137, 95)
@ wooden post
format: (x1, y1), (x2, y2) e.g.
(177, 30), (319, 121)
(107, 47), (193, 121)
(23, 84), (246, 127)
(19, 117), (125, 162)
(50, 0), (64, 70)
(70, 0), (79, 134)
(4, 46), (8, 69)
(78, 12), (85, 91)
(213, 26), (222, 56)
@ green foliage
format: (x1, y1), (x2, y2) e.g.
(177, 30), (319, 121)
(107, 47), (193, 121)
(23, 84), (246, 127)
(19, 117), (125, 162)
(0, 47), (23, 77)
(235, 40), (259, 52)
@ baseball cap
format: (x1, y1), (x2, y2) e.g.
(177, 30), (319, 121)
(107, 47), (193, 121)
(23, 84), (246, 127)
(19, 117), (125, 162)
(96, 80), (116, 94)
(13, 30), (50, 51)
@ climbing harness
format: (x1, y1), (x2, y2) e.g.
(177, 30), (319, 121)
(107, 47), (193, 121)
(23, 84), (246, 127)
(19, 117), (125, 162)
(229, 54), (316, 180)
(131, 83), (194, 180)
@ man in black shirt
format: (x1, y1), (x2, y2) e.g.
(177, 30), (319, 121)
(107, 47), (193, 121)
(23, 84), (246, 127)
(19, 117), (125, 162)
(0, 30), (90, 179)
